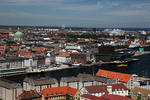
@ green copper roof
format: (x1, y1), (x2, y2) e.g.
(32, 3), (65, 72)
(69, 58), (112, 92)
(14, 31), (23, 37)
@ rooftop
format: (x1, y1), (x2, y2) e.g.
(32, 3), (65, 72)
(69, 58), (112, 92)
(85, 83), (128, 93)
(23, 77), (57, 86)
(96, 69), (132, 83)
(18, 90), (42, 100)
(0, 78), (22, 89)
(41, 86), (78, 97)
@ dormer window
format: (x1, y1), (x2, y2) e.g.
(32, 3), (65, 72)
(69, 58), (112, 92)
(137, 92), (141, 100)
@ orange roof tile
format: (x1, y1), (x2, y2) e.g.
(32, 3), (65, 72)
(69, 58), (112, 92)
(96, 69), (131, 83)
(59, 52), (70, 57)
(41, 86), (78, 98)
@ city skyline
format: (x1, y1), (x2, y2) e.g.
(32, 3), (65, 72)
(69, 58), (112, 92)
(0, 0), (150, 28)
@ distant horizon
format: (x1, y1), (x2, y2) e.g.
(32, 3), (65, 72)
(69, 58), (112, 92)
(0, 25), (150, 30)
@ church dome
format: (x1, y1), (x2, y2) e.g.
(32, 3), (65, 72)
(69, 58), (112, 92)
(14, 31), (23, 37)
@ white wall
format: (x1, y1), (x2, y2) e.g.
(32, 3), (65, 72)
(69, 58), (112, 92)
(56, 56), (71, 64)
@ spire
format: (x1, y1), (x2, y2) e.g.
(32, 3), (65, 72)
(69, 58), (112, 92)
(17, 27), (20, 31)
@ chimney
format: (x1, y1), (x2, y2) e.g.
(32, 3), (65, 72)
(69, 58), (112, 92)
(107, 86), (112, 94)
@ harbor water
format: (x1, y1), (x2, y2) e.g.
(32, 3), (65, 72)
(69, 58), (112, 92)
(3, 46), (150, 83)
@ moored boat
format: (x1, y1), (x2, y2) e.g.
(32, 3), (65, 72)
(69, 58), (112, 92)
(117, 64), (128, 67)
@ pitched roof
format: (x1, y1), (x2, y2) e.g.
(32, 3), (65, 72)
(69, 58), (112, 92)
(41, 86), (78, 97)
(18, 90), (42, 100)
(100, 94), (134, 100)
(0, 78), (21, 89)
(60, 73), (113, 83)
(132, 87), (150, 97)
(24, 77), (57, 86)
(96, 69), (131, 83)
(81, 94), (104, 100)
(59, 52), (70, 57)
(81, 94), (134, 100)
(85, 84), (128, 93)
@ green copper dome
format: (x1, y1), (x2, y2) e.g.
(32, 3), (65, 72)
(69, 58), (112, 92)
(14, 31), (23, 37)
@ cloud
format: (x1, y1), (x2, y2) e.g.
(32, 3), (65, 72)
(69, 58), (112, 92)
(0, 11), (106, 24)
(0, 0), (120, 11)
(105, 10), (147, 16)
(0, 0), (69, 5)
(61, 1), (102, 11)
(131, 3), (150, 9)
(104, 2), (120, 8)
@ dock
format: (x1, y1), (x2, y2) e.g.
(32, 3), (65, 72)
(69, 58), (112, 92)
(134, 51), (150, 57)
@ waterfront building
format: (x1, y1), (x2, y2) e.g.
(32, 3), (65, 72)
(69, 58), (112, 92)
(0, 57), (25, 69)
(55, 52), (71, 64)
(41, 86), (80, 100)
(45, 52), (51, 66)
(96, 69), (134, 89)
(80, 83), (129, 97)
(24, 57), (38, 68)
(23, 77), (58, 92)
(60, 73), (116, 90)
(95, 45), (133, 62)
(0, 79), (22, 100)
(131, 87), (150, 100)
(70, 52), (87, 64)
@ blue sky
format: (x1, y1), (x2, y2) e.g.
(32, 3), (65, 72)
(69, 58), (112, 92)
(0, 0), (150, 27)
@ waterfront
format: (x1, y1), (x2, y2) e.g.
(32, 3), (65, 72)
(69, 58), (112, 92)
(104, 46), (150, 77)
(2, 46), (150, 84)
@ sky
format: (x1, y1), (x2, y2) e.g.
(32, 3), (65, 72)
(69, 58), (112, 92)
(0, 0), (150, 28)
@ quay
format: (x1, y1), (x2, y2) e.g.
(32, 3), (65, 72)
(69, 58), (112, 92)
(134, 51), (150, 57)
(0, 57), (140, 77)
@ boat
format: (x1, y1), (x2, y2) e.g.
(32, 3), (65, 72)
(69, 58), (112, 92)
(117, 64), (128, 67)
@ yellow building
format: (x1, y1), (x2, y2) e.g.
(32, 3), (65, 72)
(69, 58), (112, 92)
(131, 87), (150, 100)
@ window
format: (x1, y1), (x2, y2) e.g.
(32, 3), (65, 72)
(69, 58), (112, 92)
(137, 92), (141, 100)
(147, 94), (150, 100)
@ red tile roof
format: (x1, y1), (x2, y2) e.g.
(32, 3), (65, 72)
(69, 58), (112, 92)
(59, 52), (70, 57)
(81, 94), (103, 100)
(81, 94), (134, 100)
(100, 94), (134, 100)
(41, 86), (78, 98)
(85, 84), (128, 93)
(18, 90), (42, 100)
(96, 69), (131, 83)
